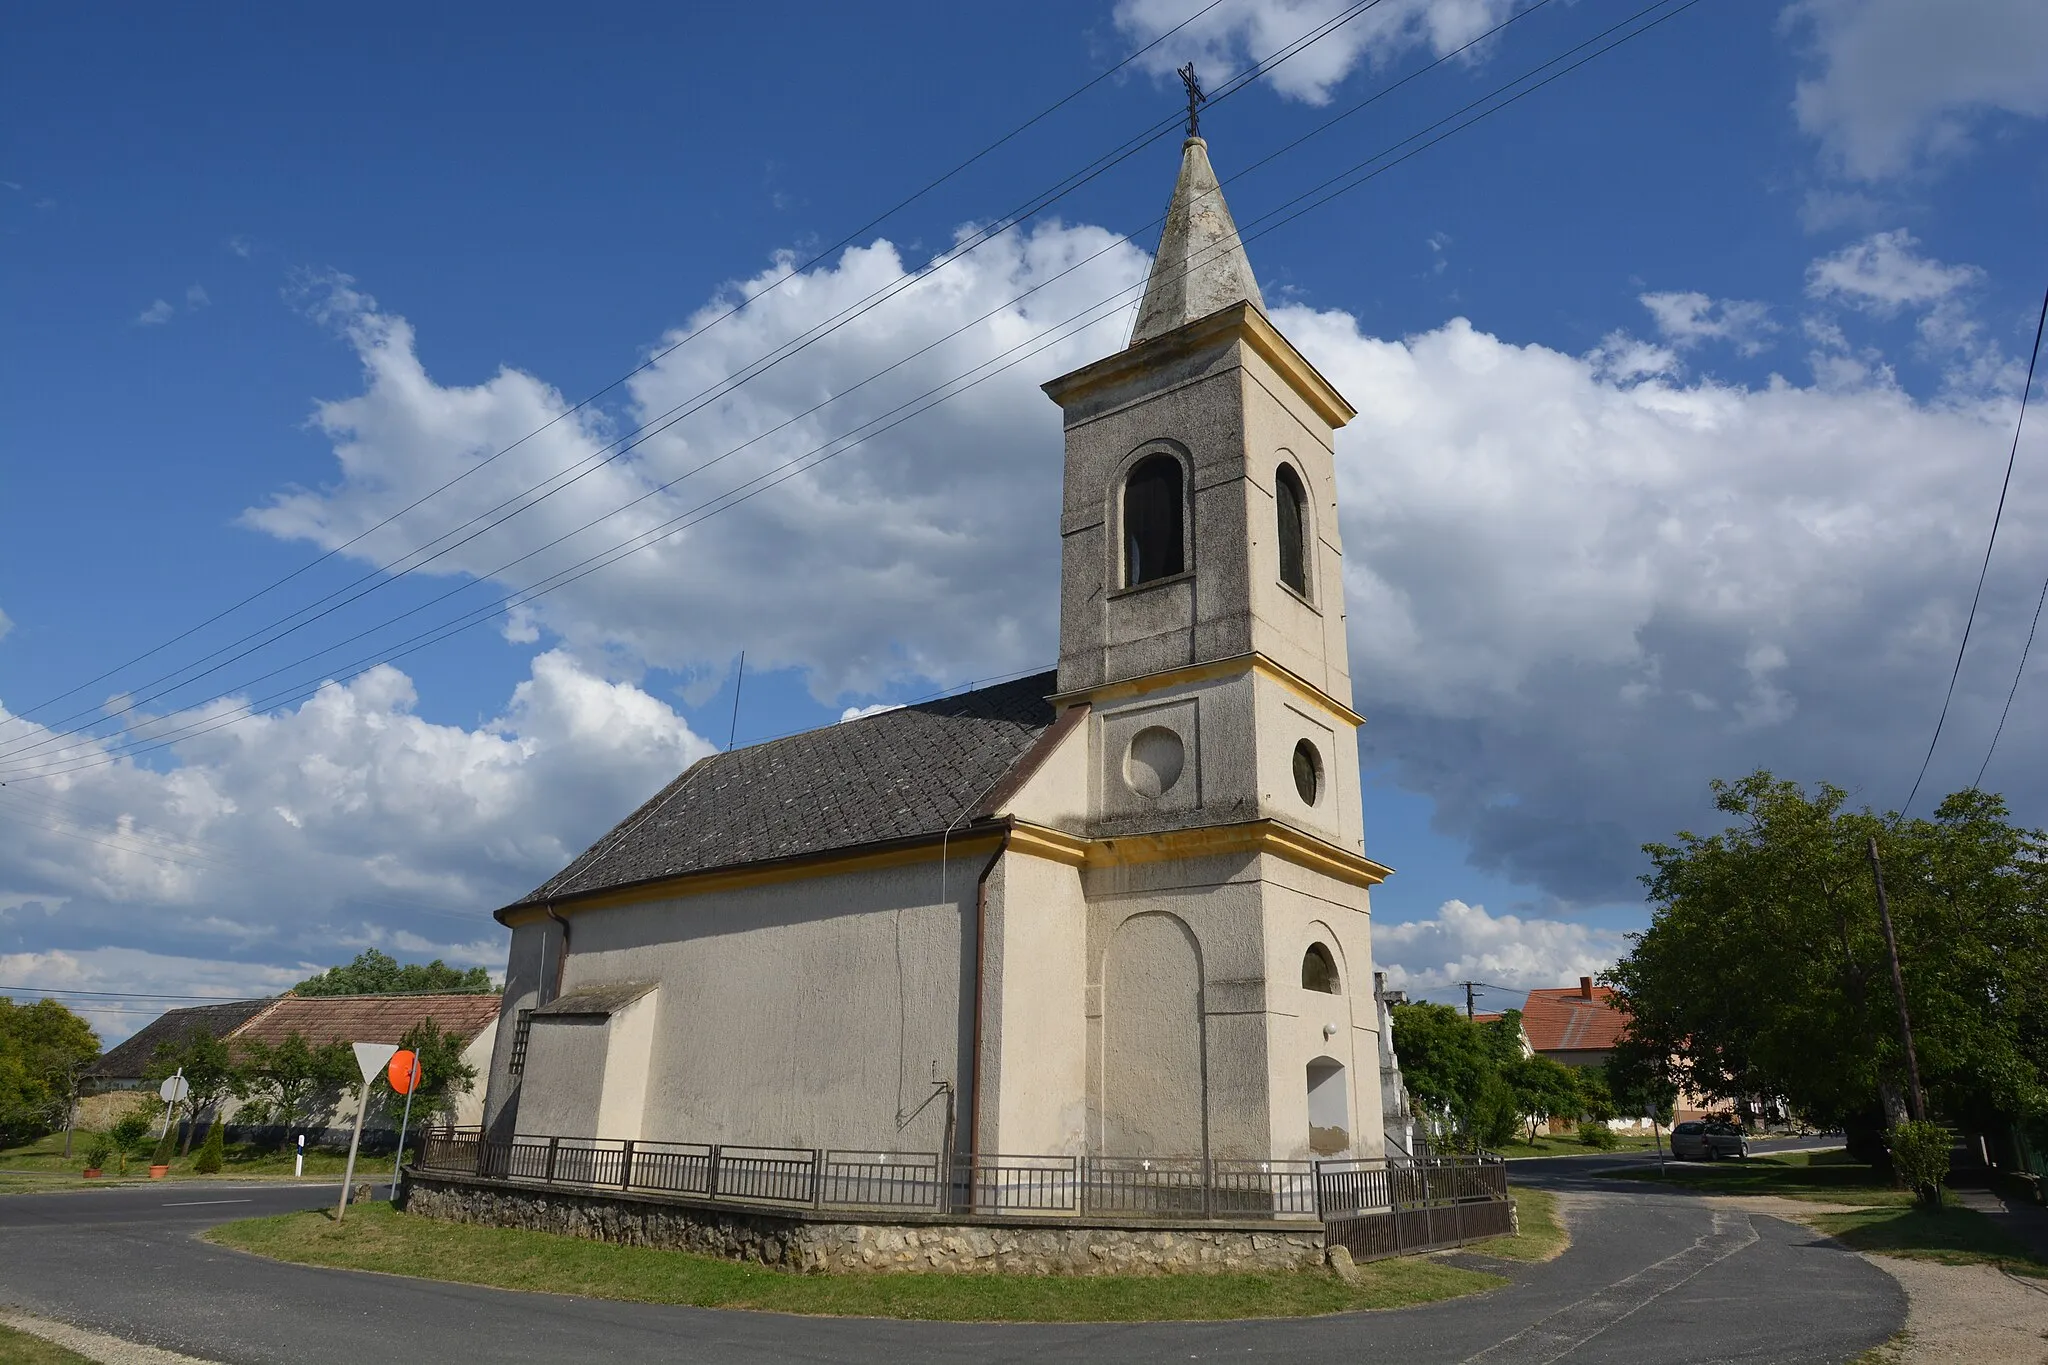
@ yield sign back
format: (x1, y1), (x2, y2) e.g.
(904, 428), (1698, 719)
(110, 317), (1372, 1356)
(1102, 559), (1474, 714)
(352, 1042), (400, 1085)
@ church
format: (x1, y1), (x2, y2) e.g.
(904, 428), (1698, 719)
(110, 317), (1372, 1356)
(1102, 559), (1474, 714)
(479, 131), (1393, 1169)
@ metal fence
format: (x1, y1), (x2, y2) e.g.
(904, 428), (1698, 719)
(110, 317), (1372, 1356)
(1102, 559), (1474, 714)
(415, 1128), (1505, 1226)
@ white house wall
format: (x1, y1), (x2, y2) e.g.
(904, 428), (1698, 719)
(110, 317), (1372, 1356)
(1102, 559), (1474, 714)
(522, 857), (977, 1153)
(977, 847), (1089, 1155)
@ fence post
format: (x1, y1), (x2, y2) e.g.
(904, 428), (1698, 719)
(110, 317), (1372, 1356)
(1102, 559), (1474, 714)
(620, 1139), (634, 1191)
(706, 1144), (721, 1201)
(1077, 1156), (1089, 1217)
(811, 1149), (825, 1209)
(1312, 1160), (1324, 1220)
(544, 1136), (559, 1184)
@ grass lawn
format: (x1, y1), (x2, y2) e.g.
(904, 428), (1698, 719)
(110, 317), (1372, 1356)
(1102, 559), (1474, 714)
(205, 1201), (1508, 1322)
(1494, 1132), (1662, 1159)
(1466, 1187), (1568, 1263)
(1811, 1205), (2048, 1279)
(1608, 1149), (2048, 1278)
(0, 1322), (94, 1364)
(1604, 1149), (1915, 1206)
(0, 1131), (385, 1187)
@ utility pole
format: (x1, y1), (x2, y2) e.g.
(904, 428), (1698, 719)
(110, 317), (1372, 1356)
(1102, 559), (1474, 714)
(1463, 982), (1476, 1020)
(1867, 835), (1926, 1122)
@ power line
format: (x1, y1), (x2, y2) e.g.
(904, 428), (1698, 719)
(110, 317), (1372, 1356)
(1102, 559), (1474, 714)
(0, 0), (1421, 776)
(0, 0), (1705, 784)
(1970, 283), (2048, 792)
(0, 0), (1237, 743)
(1902, 281), (2048, 817)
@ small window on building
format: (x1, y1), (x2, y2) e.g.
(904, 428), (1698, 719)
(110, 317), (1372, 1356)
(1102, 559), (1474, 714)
(1123, 454), (1186, 587)
(1293, 739), (1323, 806)
(508, 1008), (533, 1075)
(1302, 943), (1340, 994)
(1276, 462), (1309, 597)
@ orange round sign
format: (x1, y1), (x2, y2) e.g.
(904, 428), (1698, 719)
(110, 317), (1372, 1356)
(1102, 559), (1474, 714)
(387, 1049), (421, 1095)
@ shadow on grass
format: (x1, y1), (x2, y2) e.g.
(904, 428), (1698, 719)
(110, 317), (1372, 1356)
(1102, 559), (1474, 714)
(1811, 1205), (2048, 1278)
(1604, 1151), (1914, 1205)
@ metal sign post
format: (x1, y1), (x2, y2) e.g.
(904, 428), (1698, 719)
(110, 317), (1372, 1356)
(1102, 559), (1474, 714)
(387, 1050), (421, 1200)
(157, 1070), (189, 1146)
(337, 1042), (399, 1222)
(1647, 1104), (1666, 1176)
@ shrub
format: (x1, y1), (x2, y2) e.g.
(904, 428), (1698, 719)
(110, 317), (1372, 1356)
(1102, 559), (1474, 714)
(1888, 1120), (1952, 1210)
(83, 1134), (113, 1171)
(191, 1120), (226, 1173)
(109, 1112), (153, 1174)
(1576, 1120), (1620, 1150)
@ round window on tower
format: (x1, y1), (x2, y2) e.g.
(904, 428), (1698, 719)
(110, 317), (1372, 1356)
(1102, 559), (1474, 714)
(1292, 739), (1322, 806)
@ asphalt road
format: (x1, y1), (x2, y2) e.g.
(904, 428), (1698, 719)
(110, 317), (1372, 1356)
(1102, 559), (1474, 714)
(0, 1168), (1900, 1364)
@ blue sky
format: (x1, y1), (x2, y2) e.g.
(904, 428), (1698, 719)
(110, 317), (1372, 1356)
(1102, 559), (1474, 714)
(3, 0), (2045, 1036)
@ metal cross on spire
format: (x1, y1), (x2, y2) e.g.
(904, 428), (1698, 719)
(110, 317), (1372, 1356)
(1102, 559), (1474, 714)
(1177, 62), (1206, 139)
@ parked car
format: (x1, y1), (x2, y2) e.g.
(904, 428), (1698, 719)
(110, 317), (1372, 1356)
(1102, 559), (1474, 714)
(1669, 1120), (1749, 1161)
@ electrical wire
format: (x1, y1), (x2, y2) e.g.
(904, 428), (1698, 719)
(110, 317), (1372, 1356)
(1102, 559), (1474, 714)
(0, 0), (1236, 741)
(1969, 284), (2048, 793)
(1902, 282), (2048, 817)
(0, 0), (1415, 774)
(0, 0), (1708, 785)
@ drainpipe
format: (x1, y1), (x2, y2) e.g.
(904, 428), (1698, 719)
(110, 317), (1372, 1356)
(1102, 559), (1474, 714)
(543, 904), (571, 1005)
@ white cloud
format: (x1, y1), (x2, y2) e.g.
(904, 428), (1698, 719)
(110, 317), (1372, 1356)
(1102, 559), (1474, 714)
(1374, 900), (1629, 992)
(1805, 229), (1981, 314)
(1639, 291), (1777, 355)
(1787, 0), (2048, 179)
(1113, 0), (1520, 105)
(0, 651), (715, 1008)
(136, 299), (173, 326)
(226, 235), (252, 258)
(838, 702), (905, 723)
(185, 284), (211, 308)
(0, 605), (12, 643)
(0, 948), (306, 1043)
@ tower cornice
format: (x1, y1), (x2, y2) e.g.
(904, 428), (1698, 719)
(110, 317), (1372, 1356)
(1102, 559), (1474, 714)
(1042, 300), (1355, 431)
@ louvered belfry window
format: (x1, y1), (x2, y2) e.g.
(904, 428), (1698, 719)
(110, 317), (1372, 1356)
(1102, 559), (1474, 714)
(1123, 454), (1186, 587)
(1276, 462), (1309, 597)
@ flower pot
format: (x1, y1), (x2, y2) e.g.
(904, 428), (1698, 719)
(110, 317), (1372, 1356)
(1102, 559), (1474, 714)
(82, 1168), (102, 1179)
(149, 1164), (170, 1179)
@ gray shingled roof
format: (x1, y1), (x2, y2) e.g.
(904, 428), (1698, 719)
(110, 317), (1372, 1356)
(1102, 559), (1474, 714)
(87, 998), (274, 1080)
(511, 670), (1058, 909)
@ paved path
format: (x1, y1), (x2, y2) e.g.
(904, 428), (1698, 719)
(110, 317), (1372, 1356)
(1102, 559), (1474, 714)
(0, 1174), (1901, 1364)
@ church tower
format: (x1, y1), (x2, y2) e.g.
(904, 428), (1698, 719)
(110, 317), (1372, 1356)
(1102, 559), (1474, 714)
(1037, 135), (1392, 1162)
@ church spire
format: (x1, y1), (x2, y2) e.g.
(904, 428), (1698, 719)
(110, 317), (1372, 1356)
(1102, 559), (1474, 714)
(1129, 136), (1265, 346)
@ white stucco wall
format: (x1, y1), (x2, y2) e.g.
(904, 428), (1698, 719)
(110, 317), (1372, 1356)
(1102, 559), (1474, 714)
(524, 853), (979, 1153)
(978, 847), (1089, 1155)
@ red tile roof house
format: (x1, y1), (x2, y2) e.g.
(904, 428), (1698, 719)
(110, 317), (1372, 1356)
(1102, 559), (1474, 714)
(86, 993), (500, 1143)
(1519, 978), (1711, 1127)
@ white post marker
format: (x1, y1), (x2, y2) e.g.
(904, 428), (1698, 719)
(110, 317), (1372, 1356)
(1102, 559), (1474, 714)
(294, 1133), (304, 1179)
(337, 1042), (399, 1222)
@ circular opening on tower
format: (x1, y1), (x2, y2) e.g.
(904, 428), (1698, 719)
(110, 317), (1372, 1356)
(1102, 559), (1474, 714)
(1124, 726), (1186, 800)
(1292, 739), (1322, 806)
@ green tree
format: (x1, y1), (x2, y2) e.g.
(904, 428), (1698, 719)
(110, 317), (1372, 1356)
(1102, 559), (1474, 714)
(293, 950), (490, 997)
(1389, 1001), (1509, 1151)
(1608, 772), (2048, 1151)
(1505, 1055), (1586, 1143)
(148, 1027), (246, 1155)
(0, 998), (101, 1145)
(109, 1111), (153, 1174)
(240, 1033), (354, 1140)
(192, 1117), (227, 1174)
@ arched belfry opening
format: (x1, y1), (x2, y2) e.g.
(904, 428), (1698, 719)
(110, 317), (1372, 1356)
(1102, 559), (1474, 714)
(1275, 462), (1309, 597)
(1122, 454), (1185, 587)
(1302, 943), (1340, 994)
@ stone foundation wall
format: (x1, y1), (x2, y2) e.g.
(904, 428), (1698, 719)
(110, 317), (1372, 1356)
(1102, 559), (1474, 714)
(403, 1174), (1325, 1275)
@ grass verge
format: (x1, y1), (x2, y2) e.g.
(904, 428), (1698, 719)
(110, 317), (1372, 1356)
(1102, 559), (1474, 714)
(205, 1202), (1506, 1321)
(0, 1322), (95, 1365)
(1810, 1206), (2048, 1279)
(1603, 1149), (1914, 1205)
(0, 1131), (374, 1187)
(1494, 1132), (1661, 1159)
(1466, 1187), (1568, 1263)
